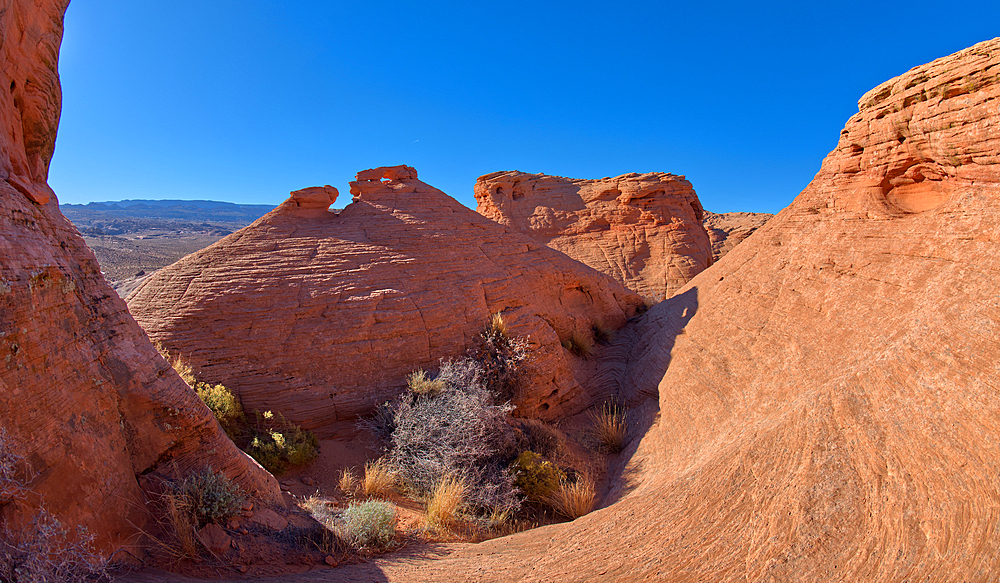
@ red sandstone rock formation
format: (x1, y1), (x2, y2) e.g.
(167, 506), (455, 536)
(475, 171), (713, 300)
(701, 210), (772, 262)
(126, 167), (643, 435)
(331, 38), (999, 582)
(0, 0), (279, 555)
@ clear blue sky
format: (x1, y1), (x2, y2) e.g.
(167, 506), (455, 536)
(48, 1), (998, 214)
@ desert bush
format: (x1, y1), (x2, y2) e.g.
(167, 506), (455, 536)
(194, 381), (245, 434)
(161, 491), (199, 559)
(471, 312), (530, 402)
(425, 475), (467, 530)
(340, 500), (396, 550)
(175, 466), (245, 526)
(547, 477), (595, 520)
(362, 459), (395, 498)
(514, 419), (562, 459)
(0, 429), (107, 582)
(511, 451), (564, 502)
(245, 410), (319, 475)
(386, 357), (521, 515)
(562, 330), (594, 359)
(591, 403), (628, 453)
(338, 467), (357, 495)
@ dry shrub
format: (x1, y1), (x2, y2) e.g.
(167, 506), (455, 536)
(425, 476), (467, 531)
(338, 467), (357, 496)
(386, 358), (520, 515)
(244, 410), (319, 475)
(591, 320), (614, 345)
(362, 458), (395, 498)
(591, 403), (628, 453)
(0, 429), (107, 581)
(175, 466), (245, 526)
(547, 477), (595, 520)
(472, 312), (530, 402)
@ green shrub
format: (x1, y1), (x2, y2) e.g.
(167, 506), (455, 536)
(176, 466), (245, 526)
(340, 500), (396, 550)
(246, 411), (319, 475)
(194, 381), (245, 434)
(511, 451), (564, 502)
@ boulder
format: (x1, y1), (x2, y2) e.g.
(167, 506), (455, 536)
(0, 0), (280, 556)
(126, 166), (643, 433)
(474, 171), (713, 300)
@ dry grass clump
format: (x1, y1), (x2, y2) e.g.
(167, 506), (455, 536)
(362, 458), (396, 498)
(407, 370), (445, 396)
(162, 492), (199, 559)
(425, 475), (467, 531)
(562, 330), (594, 359)
(591, 320), (614, 345)
(338, 467), (357, 496)
(546, 477), (595, 520)
(591, 402), (628, 453)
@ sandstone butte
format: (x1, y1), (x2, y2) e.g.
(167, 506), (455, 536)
(702, 210), (772, 263)
(0, 0), (279, 556)
(125, 167), (644, 435)
(475, 171), (713, 300)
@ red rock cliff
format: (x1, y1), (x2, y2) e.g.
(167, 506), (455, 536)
(126, 166), (643, 435)
(0, 0), (279, 555)
(475, 171), (713, 300)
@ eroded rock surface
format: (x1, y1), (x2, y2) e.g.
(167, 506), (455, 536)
(0, 0), (279, 555)
(701, 210), (772, 262)
(475, 171), (712, 300)
(127, 166), (643, 434)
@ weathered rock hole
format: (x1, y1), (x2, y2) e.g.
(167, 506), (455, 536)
(8, 80), (14, 92)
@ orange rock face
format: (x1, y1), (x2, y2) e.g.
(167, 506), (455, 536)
(701, 210), (772, 262)
(361, 38), (1000, 582)
(0, 0), (279, 555)
(126, 166), (643, 435)
(475, 171), (713, 300)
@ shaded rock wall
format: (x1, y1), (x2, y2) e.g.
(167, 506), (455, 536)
(126, 167), (643, 435)
(475, 171), (712, 300)
(0, 0), (279, 555)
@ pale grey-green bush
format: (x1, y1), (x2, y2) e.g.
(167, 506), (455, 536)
(340, 500), (396, 550)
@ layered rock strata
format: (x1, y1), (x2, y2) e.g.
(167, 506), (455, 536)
(475, 171), (713, 300)
(0, 0), (280, 555)
(126, 167), (643, 434)
(701, 210), (772, 262)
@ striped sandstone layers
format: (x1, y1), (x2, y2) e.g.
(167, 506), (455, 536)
(126, 167), (643, 435)
(475, 171), (713, 300)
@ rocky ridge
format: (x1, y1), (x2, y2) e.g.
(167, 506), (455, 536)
(475, 171), (712, 300)
(126, 166), (643, 435)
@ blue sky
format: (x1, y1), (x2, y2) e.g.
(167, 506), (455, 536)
(49, 1), (998, 213)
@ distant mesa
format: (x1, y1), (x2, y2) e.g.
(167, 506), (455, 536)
(475, 171), (714, 301)
(126, 165), (644, 436)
